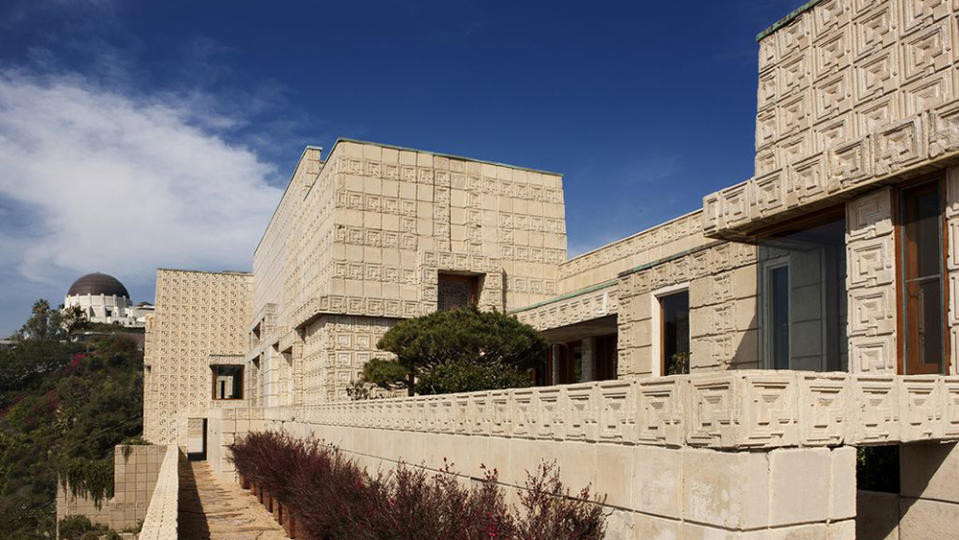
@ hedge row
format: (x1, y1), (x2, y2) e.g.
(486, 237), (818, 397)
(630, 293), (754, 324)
(229, 431), (606, 539)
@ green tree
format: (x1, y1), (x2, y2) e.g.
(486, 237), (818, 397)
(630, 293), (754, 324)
(15, 300), (89, 342)
(364, 305), (547, 396)
(0, 299), (142, 538)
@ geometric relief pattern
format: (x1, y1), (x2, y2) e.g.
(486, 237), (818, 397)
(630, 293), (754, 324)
(514, 282), (618, 331)
(279, 371), (959, 450)
(704, 0), (959, 237)
(143, 270), (253, 445)
(846, 188), (897, 374)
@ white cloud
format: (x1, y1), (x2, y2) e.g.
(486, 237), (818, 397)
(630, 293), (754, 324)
(0, 70), (284, 286)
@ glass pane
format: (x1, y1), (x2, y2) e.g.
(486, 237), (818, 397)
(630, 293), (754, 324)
(902, 182), (945, 374)
(661, 292), (689, 375)
(917, 279), (944, 368)
(771, 266), (790, 370)
(572, 345), (583, 382)
(758, 213), (846, 372)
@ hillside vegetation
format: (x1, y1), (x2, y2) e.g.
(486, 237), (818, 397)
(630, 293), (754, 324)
(0, 301), (143, 538)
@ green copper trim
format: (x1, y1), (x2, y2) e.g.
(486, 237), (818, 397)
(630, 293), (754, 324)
(616, 240), (724, 279)
(756, 0), (824, 42)
(509, 279), (618, 314)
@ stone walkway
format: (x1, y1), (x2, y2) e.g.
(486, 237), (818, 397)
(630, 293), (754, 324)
(178, 457), (289, 540)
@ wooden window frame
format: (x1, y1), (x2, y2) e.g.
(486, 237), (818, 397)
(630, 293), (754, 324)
(895, 177), (951, 375)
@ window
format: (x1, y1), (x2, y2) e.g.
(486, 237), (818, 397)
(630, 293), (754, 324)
(758, 210), (847, 371)
(768, 264), (790, 370)
(593, 334), (618, 380)
(212, 365), (244, 400)
(899, 181), (947, 375)
(438, 273), (481, 311)
(660, 292), (690, 375)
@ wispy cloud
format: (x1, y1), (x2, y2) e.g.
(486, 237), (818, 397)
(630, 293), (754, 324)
(0, 70), (283, 291)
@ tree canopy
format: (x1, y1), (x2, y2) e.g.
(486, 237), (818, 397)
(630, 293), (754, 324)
(0, 299), (142, 538)
(360, 305), (547, 396)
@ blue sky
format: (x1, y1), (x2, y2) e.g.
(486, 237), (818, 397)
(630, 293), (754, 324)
(0, 0), (803, 336)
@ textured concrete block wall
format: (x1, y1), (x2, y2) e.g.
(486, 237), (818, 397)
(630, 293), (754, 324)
(143, 270), (252, 445)
(558, 211), (707, 294)
(56, 444), (166, 532)
(706, 0), (959, 239)
(846, 187), (898, 373)
(617, 241), (758, 377)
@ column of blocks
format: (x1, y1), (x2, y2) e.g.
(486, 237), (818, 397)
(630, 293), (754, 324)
(846, 187), (898, 374)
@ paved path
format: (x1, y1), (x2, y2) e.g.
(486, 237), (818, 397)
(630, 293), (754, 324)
(178, 457), (289, 540)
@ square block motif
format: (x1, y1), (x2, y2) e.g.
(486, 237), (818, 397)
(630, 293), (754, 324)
(873, 115), (926, 175)
(814, 110), (857, 152)
(901, 67), (953, 116)
(900, 21), (953, 83)
(853, 2), (897, 58)
(899, 0), (951, 37)
(847, 236), (894, 287)
(829, 136), (872, 186)
(929, 99), (959, 156)
(779, 53), (812, 99)
(854, 46), (899, 104)
(857, 94), (901, 137)
(777, 12), (812, 58)
(813, 26), (853, 80)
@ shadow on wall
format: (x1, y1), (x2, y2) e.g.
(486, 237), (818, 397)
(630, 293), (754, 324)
(856, 442), (955, 540)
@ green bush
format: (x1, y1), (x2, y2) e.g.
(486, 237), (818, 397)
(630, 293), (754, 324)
(58, 515), (119, 540)
(361, 305), (546, 396)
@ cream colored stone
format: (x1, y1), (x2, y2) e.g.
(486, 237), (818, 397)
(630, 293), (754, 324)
(632, 445), (683, 519)
(900, 497), (959, 540)
(769, 447), (831, 526)
(682, 448), (769, 530)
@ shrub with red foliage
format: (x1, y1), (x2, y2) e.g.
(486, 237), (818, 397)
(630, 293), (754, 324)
(228, 432), (606, 540)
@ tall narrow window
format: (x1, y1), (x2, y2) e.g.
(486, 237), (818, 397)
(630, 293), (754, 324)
(900, 182), (946, 374)
(769, 265), (790, 370)
(660, 291), (689, 375)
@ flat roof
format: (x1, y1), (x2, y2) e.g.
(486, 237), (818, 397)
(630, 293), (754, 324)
(756, 0), (824, 42)
(333, 137), (563, 176)
(255, 137), (564, 255)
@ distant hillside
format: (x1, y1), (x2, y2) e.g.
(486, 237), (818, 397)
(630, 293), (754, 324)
(0, 301), (143, 539)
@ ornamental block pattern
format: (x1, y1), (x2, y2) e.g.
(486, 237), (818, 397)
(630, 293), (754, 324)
(258, 371), (959, 450)
(617, 241), (758, 377)
(143, 270), (252, 445)
(846, 188), (898, 373)
(705, 0), (959, 238)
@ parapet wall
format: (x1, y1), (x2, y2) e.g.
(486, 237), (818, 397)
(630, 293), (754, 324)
(138, 445), (180, 540)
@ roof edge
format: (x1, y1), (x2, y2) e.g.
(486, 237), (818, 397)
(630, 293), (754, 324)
(756, 0), (824, 42)
(333, 137), (564, 176)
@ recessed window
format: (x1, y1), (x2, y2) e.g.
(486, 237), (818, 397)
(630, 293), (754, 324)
(758, 210), (846, 372)
(899, 181), (946, 375)
(660, 291), (690, 375)
(212, 365), (244, 400)
(438, 273), (481, 311)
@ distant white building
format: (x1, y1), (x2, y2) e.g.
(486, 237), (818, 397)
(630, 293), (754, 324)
(64, 272), (153, 327)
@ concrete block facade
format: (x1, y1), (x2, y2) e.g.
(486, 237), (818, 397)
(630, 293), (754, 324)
(134, 0), (959, 537)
